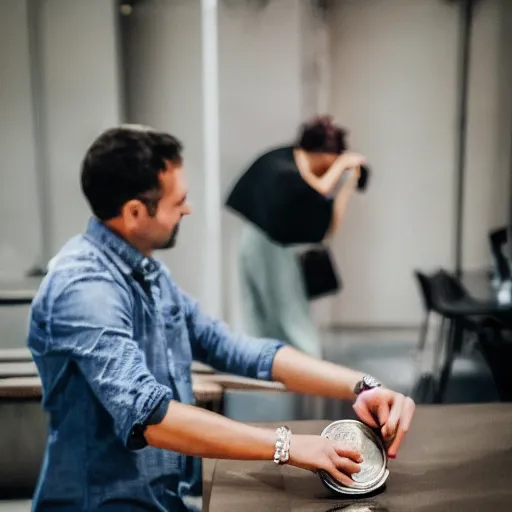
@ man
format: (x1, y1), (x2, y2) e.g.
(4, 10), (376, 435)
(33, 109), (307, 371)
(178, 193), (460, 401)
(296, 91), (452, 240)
(27, 125), (415, 512)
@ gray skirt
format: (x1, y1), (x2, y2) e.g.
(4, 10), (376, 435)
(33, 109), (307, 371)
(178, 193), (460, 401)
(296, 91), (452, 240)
(238, 224), (322, 359)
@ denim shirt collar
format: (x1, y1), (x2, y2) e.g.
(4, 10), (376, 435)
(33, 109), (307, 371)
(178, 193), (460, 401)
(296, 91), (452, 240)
(85, 217), (161, 283)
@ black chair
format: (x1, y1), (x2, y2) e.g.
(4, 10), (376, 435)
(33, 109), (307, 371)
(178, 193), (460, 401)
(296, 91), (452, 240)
(413, 270), (461, 402)
(428, 270), (511, 402)
(413, 270), (474, 366)
(413, 268), (511, 402)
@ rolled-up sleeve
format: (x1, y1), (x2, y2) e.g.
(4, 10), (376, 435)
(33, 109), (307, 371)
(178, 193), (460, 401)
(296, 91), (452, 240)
(180, 291), (284, 380)
(48, 270), (173, 450)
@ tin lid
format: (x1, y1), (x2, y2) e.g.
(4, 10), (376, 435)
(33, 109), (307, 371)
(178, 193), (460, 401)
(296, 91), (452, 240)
(319, 420), (388, 495)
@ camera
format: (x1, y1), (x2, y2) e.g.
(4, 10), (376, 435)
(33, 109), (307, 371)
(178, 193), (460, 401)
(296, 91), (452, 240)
(357, 165), (370, 192)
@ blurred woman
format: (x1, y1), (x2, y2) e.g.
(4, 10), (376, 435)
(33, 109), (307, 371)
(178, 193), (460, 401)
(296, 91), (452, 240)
(226, 116), (366, 358)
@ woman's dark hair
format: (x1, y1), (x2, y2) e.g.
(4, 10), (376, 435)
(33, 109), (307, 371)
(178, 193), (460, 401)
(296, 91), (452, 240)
(296, 115), (347, 154)
(81, 125), (183, 220)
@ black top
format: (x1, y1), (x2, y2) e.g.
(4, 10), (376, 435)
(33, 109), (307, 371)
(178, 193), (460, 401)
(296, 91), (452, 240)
(225, 147), (334, 246)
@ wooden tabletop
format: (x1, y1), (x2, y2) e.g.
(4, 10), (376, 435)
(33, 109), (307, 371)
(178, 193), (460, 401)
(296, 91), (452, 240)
(0, 373), (225, 401)
(0, 351), (215, 372)
(204, 403), (512, 512)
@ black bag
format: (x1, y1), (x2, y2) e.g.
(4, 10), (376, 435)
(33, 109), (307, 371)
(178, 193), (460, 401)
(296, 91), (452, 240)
(299, 246), (341, 300)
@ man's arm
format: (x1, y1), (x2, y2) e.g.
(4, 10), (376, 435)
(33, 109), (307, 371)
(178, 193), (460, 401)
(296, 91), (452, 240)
(181, 290), (285, 380)
(176, 285), (413, 458)
(271, 346), (416, 457)
(44, 266), (361, 484)
(271, 345), (363, 400)
(46, 268), (173, 450)
(144, 400), (361, 487)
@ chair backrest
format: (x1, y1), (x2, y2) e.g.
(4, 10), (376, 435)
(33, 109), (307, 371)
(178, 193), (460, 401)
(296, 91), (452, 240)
(415, 269), (471, 314)
(414, 270), (434, 312)
(436, 271), (468, 300)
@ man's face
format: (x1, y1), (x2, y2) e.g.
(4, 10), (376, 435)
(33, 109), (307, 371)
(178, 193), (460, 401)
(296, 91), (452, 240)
(135, 160), (191, 251)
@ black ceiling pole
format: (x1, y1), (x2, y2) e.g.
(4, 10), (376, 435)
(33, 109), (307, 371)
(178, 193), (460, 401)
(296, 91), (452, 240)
(454, 0), (476, 278)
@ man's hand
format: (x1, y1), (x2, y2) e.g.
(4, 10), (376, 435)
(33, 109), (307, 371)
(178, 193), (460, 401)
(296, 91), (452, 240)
(352, 388), (415, 458)
(271, 347), (415, 458)
(289, 435), (362, 487)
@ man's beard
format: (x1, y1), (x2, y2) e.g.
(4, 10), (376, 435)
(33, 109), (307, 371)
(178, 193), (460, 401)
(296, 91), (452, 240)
(160, 223), (180, 249)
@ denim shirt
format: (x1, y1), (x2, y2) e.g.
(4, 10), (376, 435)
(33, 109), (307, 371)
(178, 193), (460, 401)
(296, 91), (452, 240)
(27, 217), (284, 512)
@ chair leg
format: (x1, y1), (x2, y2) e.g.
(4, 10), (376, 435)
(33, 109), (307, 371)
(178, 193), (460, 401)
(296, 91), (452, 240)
(412, 316), (448, 405)
(417, 312), (431, 352)
(435, 321), (462, 403)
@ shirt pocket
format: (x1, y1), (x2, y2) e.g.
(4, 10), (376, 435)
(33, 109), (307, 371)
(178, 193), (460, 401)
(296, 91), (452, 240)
(162, 305), (194, 403)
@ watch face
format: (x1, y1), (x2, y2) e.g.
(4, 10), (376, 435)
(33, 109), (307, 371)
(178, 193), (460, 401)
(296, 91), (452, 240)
(363, 375), (381, 388)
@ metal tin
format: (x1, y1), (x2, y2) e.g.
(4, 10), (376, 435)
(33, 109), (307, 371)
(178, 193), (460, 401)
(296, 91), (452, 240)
(319, 420), (388, 496)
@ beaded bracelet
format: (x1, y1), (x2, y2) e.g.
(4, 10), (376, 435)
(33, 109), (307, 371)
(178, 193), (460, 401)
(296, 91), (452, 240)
(273, 426), (292, 465)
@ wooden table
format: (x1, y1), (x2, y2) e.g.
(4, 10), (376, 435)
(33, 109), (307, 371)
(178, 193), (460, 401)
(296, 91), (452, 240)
(204, 403), (512, 512)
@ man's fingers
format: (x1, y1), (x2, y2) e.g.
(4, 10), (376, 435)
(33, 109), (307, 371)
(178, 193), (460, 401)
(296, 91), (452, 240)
(377, 400), (390, 428)
(353, 400), (379, 428)
(332, 455), (361, 475)
(381, 393), (404, 440)
(333, 443), (363, 463)
(325, 464), (355, 487)
(387, 397), (416, 457)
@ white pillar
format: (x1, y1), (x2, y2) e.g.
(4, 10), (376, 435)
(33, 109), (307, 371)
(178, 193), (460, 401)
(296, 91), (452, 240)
(201, 0), (222, 318)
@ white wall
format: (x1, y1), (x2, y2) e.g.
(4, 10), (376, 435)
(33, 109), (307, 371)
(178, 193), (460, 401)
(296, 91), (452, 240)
(0, 0), (122, 349)
(40, 0), (122, 256)
(218, 0), (305, 329)
(0, 0), (42, 279)
(1, 0), (510, 340)
(122, 0), (209, 309)
(329, 0), (459, 326)
(328, 0), (512, 326)
(463, 0), (512, 268)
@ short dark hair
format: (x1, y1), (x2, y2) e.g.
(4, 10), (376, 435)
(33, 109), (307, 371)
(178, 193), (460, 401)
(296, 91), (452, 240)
(296, 115), (347, 154)
(81, 125), (183, 220)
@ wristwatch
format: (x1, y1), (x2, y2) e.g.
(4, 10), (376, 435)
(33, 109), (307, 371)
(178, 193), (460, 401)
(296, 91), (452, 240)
(353, 374), (382, 396)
